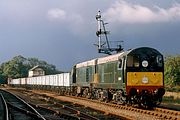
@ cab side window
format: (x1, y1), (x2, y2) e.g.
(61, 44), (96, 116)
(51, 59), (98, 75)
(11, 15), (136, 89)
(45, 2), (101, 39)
(118, 59), (122, 70)
(156, 55), (163, 67)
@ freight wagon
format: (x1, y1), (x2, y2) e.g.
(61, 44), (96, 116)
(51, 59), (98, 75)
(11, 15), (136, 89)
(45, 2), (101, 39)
(9, 73), (71, 95)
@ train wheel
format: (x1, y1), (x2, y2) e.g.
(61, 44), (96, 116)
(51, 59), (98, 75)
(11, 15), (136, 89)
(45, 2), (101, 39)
(139, 102), (148, 109)
(92, 89), (101, 100)
(116, 90), (126, 105)
(139, 96), (153, 109)
(82, 88), (89, 98)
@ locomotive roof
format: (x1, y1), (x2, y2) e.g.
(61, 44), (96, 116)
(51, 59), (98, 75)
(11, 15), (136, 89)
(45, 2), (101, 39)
(76, 59), (96, 68)
(97, 51), (128, 64)
(76, 50), (130, 68)
(76, 47), (161, 68)
(127, 47), (162, 56)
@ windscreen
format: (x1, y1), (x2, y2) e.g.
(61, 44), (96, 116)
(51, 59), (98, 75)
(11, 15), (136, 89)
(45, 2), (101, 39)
(126, 49), (163, 72)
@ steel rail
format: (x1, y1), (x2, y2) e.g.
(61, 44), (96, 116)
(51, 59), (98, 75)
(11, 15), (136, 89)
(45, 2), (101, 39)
(43, 98), (99, 120)
(7, 102), (46, 120)
(34, 94), (100, 120)
(0, 93), (9, 120)
(73, 96), (180, 120)
(29, 103), (81, 120)
(13, 92), (46, 120)
(0, 89), (46, 120)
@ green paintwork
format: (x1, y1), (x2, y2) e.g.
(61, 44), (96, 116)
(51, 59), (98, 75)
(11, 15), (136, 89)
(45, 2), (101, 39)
(75, 60), (126, 90)
(96, 61), (125, 89)
(76, 66), (95, 86)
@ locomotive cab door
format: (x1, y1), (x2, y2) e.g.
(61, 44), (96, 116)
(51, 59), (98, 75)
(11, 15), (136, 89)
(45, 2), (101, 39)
(117, 57), (125, 89)
(71, 65), (76, 83)
(118, 57), (125, 81)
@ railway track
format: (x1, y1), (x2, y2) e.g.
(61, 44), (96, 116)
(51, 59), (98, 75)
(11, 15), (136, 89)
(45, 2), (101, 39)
(5, 88), (123, 120)
(0, 93), (9, 120)
(30, 100), (99, 120)
(4, 88), (180, 120)
(1, 88), (98, 120)
(35, 96), (122, 120)
(70, 96), (180, 120)
(30, 89), (179, 120)
(0, 89), (46, 120)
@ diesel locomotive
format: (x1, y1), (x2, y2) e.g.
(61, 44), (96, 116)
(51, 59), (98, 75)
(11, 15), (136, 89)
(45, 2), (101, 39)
(71, 47), (165, 107)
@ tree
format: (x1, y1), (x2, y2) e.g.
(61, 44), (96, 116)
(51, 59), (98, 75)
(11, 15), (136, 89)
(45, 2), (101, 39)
(164, 55), (180, 86)
(0, 55), (62, 79)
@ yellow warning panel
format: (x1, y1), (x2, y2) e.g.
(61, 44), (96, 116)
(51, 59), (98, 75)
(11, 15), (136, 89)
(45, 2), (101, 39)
(127, 72), (163, 86)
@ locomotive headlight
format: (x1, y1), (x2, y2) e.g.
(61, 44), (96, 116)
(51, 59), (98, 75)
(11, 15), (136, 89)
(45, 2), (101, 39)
(142, 76), (148, 84)
(137, 89), (139, 93)
(142, 60), (148, 67)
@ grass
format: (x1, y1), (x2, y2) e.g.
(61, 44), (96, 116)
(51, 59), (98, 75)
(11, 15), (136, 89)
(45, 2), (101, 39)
(162, 96), (180, 104)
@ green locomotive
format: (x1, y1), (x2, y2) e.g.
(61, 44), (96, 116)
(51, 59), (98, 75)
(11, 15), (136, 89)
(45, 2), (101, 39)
(71, 47), (165, 107)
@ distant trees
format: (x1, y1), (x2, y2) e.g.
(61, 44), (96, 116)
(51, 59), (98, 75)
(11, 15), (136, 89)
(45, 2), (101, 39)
(0, 55), (62, 80)
(164, 55), (180, 87)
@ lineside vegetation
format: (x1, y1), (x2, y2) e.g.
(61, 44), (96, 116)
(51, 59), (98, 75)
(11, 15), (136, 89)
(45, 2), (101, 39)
(164, 55), (180, 92)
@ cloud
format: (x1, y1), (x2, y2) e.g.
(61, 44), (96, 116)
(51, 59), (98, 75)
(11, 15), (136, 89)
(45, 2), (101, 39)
(47, 8), (83, 23)
(47, 8), (66, 20)
(104, 0), (180, 24)
(47, 8), (85, 35)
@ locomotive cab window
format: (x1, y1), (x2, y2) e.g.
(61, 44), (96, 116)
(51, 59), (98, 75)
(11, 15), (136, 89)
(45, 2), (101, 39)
(127, 56), (133, 67)
(127, 55), (139, 67)
(133, 56), (139, 67)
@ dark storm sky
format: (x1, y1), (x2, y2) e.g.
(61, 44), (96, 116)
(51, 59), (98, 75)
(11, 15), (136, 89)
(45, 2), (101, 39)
(0, 0), (180, 71)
